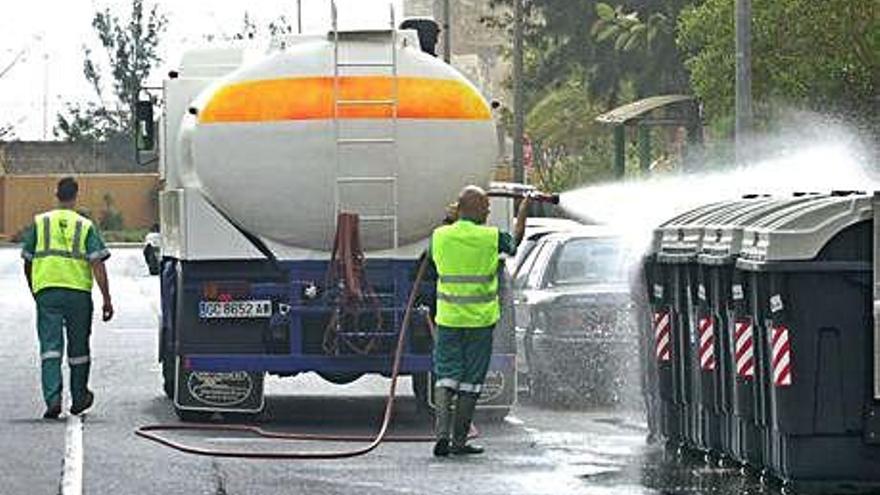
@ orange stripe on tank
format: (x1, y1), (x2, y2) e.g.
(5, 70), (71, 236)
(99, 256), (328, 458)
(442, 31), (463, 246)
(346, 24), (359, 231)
(198, 76), (491, 123)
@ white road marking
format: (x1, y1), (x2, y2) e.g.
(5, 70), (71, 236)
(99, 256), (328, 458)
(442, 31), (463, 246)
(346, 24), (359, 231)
(60, 414), (84, 495)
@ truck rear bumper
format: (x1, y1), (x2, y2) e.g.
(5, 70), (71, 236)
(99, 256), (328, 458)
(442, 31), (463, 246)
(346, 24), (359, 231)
(185, 353), (516, 375)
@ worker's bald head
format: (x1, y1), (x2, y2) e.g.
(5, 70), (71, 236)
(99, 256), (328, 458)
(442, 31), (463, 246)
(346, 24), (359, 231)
(457, 185), (490, 223)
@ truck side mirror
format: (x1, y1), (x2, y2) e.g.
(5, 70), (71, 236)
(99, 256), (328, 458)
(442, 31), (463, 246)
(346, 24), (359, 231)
(135, 99), (155, 152)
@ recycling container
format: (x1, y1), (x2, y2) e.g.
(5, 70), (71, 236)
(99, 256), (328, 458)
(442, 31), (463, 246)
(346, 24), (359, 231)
(692, 197), (783, 458)
(652, 199), (760, 452)
(736, 191), (880, 491)
(645, 201), (734, 447)
(697, 194), (824, 464)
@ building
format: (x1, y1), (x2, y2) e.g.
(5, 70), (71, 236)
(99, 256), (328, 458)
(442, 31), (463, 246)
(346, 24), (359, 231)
(403, 0), (510, 101)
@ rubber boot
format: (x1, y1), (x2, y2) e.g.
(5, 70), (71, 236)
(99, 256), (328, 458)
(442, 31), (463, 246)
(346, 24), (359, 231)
(451, 392), (483, 455)
(70, 361), (91, 409)
(433, 386), (454, 457)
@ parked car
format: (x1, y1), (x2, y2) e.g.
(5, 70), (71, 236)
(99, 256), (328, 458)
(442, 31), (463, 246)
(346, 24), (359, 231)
(512, 227), (639, 407)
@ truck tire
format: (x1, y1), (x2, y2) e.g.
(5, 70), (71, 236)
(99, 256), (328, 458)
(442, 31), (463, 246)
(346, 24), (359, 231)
(174, 406), (213, 423)
(411, 372), (431, 409)
(318, 372), (362, 385)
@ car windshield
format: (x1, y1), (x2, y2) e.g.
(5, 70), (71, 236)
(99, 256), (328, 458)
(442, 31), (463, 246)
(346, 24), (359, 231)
(549, 238), (626, 285)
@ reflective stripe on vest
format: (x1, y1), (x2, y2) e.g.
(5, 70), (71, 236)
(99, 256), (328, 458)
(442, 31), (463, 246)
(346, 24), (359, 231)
(431, 220), (500, 328)
(32, 209), (94, 294)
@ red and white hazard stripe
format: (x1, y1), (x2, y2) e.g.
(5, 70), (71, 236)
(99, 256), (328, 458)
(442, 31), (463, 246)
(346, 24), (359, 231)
(771, 324), (793, 387)
(697, 316), (716, 371)
(653, 310), (672, 362)
(734, 318), (754, 379)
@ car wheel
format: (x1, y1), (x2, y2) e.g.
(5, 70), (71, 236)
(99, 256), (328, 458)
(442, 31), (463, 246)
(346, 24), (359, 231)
(476, 407), (510, 423)
(524, 337), (555, 406)
(529, 367), (559, 406)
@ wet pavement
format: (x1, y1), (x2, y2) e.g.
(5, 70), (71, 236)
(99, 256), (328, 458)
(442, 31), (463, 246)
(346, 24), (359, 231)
(0, 247), (797, 494)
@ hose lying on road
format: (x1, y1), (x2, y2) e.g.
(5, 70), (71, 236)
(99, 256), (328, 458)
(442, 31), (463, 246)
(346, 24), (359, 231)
(135, 257), (477, 459)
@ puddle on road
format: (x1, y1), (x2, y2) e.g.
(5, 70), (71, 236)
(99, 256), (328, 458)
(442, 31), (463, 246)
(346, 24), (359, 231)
(582, 444), (786, 495)
(522, 424), (789, 495)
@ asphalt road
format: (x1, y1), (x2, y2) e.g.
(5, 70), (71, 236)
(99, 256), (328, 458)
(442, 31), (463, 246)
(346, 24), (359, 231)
(0, 247), (784, 495)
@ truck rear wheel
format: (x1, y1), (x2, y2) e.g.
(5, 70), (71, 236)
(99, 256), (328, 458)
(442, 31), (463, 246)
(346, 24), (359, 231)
(411, 372), (431, 409)
(318, 372), (362, 385)
(174, 406), (214, 422)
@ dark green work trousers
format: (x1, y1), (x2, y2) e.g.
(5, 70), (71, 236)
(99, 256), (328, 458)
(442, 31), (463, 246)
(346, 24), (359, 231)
(433, 325), (494, 394)
(35, 288), (93, 407)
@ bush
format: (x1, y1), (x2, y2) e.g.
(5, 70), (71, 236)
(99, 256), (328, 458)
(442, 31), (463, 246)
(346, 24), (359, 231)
(99, 193), (125, 231)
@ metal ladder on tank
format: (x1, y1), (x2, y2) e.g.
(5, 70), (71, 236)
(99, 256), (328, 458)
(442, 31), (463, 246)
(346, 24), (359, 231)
(331, 1), (400, 250)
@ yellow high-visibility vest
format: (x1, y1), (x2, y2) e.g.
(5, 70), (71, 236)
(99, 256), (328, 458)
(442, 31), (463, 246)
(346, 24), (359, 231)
(431, 220), (500, 328)
(32, 209), (93, 294)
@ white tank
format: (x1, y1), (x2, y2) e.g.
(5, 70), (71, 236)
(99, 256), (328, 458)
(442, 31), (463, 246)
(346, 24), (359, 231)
(178, 32), (497, 252)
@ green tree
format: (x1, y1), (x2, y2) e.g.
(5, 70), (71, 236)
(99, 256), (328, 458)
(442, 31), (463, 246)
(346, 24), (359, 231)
(0, 124), (13, 140)
(209, 12), (294, 43)
(488, 0), (692, 106)
(526, 79), (617, 191)
(484, 0), (694, 188)
(592, 3), (670, 54)
(677, 0), (879, 135)
(55, 0), (167, 166)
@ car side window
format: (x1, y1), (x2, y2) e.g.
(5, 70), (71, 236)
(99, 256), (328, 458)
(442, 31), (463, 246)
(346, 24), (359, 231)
(513, 240), (547, 290)
(526, 241), (556, 289)
(549, 238), (626, 285)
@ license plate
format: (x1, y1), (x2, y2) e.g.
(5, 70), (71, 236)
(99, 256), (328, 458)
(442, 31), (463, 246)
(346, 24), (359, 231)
(199, 300), (272, 319)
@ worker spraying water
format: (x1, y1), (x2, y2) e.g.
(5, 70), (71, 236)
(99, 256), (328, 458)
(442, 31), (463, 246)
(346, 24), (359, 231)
(429, 185), (530, 456)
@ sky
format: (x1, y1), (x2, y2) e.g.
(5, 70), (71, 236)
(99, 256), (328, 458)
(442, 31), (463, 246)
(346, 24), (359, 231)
(0, 0), (405, 140)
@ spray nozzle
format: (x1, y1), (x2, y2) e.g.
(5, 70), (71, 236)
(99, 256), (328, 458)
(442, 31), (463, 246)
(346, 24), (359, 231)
(525, 190), (561, 204)
(487, 187), (560, 204)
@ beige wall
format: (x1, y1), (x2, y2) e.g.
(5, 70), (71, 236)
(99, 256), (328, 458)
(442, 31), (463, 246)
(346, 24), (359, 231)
(1, 174), (159, 238)
(0, 176), (5, 234)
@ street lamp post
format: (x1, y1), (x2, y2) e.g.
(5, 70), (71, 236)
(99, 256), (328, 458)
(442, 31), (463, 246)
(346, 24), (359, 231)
(513, 0), (525, 184)
(442, 0), (451, 64)
(735, 0), (752, 165)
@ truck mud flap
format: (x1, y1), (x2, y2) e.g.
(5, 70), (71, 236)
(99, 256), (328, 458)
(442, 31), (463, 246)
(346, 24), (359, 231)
(173, 357), (265, 414)
(476, 367), (517, 409)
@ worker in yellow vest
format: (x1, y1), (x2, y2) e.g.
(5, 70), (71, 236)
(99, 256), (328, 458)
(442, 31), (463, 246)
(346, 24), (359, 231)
(430, 185), (528, 456)
(21, 177), (114, 419)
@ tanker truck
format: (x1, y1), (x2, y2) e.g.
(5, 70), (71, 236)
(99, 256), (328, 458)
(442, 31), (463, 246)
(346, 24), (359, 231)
(135, 7), (517, 420)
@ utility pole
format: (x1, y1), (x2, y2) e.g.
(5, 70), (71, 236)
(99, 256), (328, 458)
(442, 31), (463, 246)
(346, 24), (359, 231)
(297, 0), (303, 34)
(512, 0), (524, 184)
(735, 0), (752, 165)
(442, 0), (451, 63)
